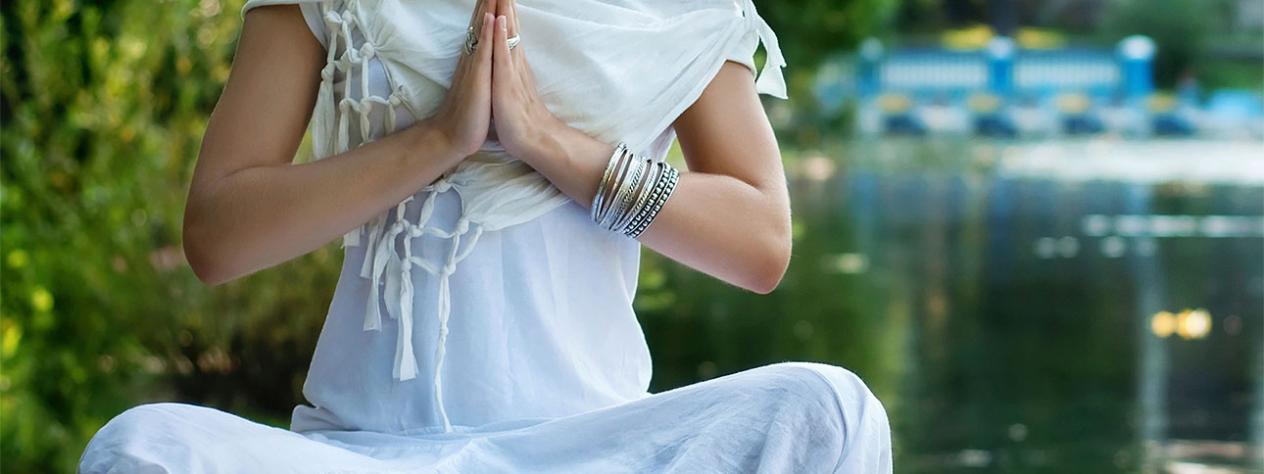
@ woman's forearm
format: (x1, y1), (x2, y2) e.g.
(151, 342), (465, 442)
(187, 1), (497, 286)
(183, 120), (463, 286)
(522, 125), (792, 294)
(634, 171), (791, 294)
(491, 27), (790, 293)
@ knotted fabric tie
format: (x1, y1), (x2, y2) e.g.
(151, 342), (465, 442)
(738, 0), (788, 100)
(317, 1), (478, 432)
(359, 175), (483, 433)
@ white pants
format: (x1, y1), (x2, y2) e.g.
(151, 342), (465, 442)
(79, 362), (892, 473)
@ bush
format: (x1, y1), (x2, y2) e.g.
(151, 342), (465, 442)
(2, 1), (340, 471)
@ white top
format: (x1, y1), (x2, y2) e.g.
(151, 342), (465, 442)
(237, 0), (788, 435)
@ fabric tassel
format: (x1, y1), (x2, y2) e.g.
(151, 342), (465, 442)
(432, 269), (453, 432)
(363, 221), (401, 331)
(383, 254), (402, 322)
(363, 265), (383, 332)
(395, 263), (418, 381)
(429, 222), (483, 433)
(342, 226), (362, 249)
(314, 4), (356, 248)
(336, 99), (352, 154)
(312, 67), (339, 161)
(360, 214), (384, 279)
(430, 236), (458, 433)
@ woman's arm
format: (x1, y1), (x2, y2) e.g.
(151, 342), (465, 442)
(183, 3), (497, 286)
(488, 4), (791, 294)
(639, 62), (792, 294)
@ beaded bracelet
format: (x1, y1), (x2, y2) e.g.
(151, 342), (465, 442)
(622, 161), (663, 234)
(611, 157), (657, 232)
(625, 164), (678, 239)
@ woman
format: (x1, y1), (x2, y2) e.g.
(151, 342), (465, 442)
(79, 0), (892, 472)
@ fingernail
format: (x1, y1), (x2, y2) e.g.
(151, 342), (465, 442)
(499, 15), (507, 30)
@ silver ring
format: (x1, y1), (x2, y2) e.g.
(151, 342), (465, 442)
(464, 25), (479, 54)
(507, 35), (520, 50)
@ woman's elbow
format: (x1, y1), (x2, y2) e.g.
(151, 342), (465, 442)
(186, 253), (228, 287)
(182, 212), (230, 287)
(736, 213), (792, 294)
(746, 238), (791, 294)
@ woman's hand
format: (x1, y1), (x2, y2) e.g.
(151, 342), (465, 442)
(488, 0), (571, 164)
(426, 0), (497, 158)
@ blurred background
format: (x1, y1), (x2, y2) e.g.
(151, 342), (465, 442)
(2, 0), (1262, 472)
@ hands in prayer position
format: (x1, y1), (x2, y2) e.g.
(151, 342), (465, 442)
(439, 0), (569, 166)
(188, 0), (791, 294)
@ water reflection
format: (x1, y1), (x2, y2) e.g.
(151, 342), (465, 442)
(636, 138), (1263, 472)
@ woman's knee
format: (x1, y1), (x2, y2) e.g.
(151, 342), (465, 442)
(79, 402), (201, 474)
(102, 402), (192, 433)
(767, 362), (889, 431)
(766, 362), (874, 400)
(769, 362), (893, 469)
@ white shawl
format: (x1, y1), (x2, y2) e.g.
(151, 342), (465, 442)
(240, 0), (787, 432)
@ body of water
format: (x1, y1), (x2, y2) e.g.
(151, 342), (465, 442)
(635, 138), (1264, 472)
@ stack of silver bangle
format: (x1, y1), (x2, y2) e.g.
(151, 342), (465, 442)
(590, 142), (680, 239)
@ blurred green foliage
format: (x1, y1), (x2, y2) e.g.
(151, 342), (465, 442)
(1102, 0), (1211, 89)
(0, 0), (339, 471)
(0, 0), (893, 471)
(1101, 0), (1263, 92)
(759, 0), (898, 82)
(760, 0), (899, 149)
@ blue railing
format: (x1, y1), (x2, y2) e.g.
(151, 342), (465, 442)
(847, 35), (1237, 138)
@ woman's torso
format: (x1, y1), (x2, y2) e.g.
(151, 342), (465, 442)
(290, 2), (676, 434)
(268, 0), (778, 433)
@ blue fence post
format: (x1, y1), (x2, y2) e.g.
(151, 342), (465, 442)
(987, 36), (1016, 97)
(1119, 35), (1156, 102)
(857, 38), (883, 100)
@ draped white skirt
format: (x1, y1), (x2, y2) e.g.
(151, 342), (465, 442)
(79, 361), (891, 473)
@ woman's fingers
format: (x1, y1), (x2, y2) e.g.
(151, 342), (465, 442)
(505, 0), (525, 63)
(498, 0), (517, 37)
(460, 0), (489, 67)
(468, 0), (494, 33)
(495, 0), (523, 63)
(492, 14), (515, 87)
(453, 11), (492, 87)
(476, 12), (495, 76)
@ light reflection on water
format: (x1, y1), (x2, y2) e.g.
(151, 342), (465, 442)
(636, 138), (1264, 472)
